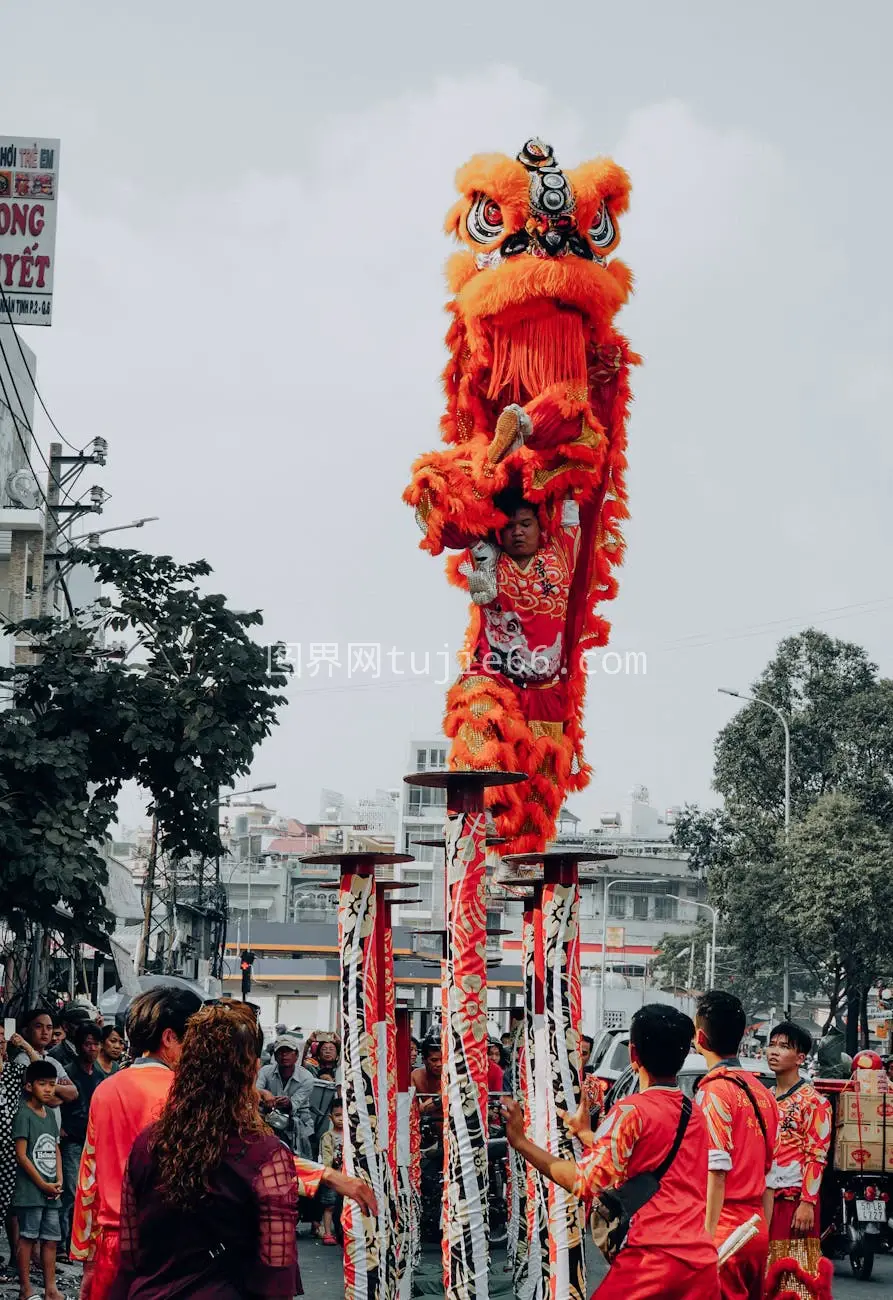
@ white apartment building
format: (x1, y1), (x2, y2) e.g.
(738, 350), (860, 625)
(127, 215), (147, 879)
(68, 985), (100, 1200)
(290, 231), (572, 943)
(394, 738), (449, 925)
(0, 325), (43, 667)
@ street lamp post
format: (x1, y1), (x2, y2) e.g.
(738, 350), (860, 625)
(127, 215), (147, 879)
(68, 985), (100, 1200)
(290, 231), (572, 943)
(718, 688), (792, 1015)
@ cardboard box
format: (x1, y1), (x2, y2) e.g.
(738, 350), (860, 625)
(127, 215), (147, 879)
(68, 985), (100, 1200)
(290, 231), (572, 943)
(834, 1135), (891, 1173)
(837, 1118), (885, 1144)
(838, 1092), (893, 1125)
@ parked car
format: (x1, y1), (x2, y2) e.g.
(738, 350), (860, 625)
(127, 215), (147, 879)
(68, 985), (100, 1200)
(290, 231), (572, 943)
(592, 1032), (630, 1085)
(604, 1052), (775, 1110)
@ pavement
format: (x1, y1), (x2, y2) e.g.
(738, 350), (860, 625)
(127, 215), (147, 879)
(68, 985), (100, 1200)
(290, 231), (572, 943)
(295, 1233), (893, 1297)
(0, 1236), (889, 1297)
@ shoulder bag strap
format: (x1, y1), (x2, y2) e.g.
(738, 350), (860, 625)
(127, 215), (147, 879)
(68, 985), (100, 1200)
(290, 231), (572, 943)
(653, 1094), (692, 1181)
(723, 1074), (768, 1142)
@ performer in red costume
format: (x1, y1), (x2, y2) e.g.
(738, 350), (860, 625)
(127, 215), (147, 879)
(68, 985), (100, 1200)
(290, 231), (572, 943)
(502, 1005), (720, 1299)
(442, 489), (581, 734)
(693, 993), (779, 1300)
(764, 1022), (833, 1300)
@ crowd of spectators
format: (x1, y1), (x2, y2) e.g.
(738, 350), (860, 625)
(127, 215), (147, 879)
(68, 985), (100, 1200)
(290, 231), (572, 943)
(0, 998), (370, 1300)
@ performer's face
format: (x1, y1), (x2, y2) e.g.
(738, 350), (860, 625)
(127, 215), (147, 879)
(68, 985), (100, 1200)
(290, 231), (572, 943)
(501, 507), (541, 559)
(766, 1034), (804, 1075)
(424, 1050), (443, 1078)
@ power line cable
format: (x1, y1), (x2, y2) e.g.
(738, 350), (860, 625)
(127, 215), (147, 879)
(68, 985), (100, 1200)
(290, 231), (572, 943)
(0, 290), (81, 452)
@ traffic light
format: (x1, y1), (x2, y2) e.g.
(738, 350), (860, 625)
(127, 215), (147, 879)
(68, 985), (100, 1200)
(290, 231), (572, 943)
(240, 950), (256, 999)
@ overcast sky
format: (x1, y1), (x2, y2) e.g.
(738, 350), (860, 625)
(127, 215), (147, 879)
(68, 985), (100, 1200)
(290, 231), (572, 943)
(3, 0), (892, 830)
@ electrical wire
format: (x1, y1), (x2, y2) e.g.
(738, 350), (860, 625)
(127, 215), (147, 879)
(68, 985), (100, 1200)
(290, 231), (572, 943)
(0, 290), (82, 452)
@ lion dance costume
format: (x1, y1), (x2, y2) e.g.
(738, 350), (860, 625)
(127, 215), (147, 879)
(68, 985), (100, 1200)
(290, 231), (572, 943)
(405, 138), (636, 852)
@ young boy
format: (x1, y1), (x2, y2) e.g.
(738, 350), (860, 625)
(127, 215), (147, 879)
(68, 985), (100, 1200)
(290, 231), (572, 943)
(694, 991), (779, 1300)
(12, 1061), (64, 1300)
(764, 1022), (832, 1300)
(318, 1098), (345, 1244)
(502, 1004), (720, 1299)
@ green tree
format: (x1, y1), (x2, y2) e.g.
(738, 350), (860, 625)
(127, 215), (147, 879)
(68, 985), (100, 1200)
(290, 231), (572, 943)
(675, 629), (893, 1048)
(784, 794), (893, 1045)
(0, 547), (289, 940)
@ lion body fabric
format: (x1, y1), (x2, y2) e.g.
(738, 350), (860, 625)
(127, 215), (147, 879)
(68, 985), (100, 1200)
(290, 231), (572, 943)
(404, 139), (637, 853)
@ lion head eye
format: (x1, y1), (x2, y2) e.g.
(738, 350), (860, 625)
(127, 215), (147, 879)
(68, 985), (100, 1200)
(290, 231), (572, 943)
(588, 202), (615, 250)
(467, 195), (504, 243)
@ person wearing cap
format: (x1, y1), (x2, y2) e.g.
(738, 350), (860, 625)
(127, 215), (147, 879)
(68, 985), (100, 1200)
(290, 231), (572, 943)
(257, 1034), (314, 1158)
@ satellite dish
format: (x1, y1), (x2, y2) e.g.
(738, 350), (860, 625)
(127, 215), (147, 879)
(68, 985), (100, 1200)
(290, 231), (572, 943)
(6, 470), (41, 510)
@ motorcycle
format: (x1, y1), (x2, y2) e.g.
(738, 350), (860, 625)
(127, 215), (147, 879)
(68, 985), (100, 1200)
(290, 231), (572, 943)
(820, 1169), (893, 1280)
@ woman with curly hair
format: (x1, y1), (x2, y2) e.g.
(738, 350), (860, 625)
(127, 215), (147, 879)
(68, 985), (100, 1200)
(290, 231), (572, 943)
(110, 1003), (374, 1299)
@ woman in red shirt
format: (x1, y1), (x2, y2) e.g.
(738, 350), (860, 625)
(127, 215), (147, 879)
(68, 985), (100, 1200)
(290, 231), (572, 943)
(487, 1041), (507, 1093)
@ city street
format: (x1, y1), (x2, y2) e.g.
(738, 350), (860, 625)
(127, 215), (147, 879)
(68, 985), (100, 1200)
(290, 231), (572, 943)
(0, 1237), (890, 1297)
(289, 1236), (893, 1299)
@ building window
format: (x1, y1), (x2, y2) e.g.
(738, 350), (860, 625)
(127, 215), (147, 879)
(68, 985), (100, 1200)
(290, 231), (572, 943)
(604, 1010), (624, 1030)
(632, 894), (649, 921)
(608, 894), (626, 919)
(654, 895), (679, 922)
(408, 786), (446, 816)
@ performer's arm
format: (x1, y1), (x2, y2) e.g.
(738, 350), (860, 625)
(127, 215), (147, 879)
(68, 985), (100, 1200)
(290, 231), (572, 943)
(696, 1082), (734, 1236)
(559, 496), (582, 568)
(505, 1098), (639, 1199)
(502, 1100), (579, 1193)
(790, 1093), (832, 1233)
(70, 1105), (99, 1262)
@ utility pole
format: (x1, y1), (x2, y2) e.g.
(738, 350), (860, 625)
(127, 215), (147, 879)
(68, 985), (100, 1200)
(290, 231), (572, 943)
(139, 816), (159, 973)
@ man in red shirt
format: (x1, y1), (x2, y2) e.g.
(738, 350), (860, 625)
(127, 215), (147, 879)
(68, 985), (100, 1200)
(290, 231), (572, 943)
(72, 989), (203, 1300)
(503, 1004), (719, 1299)
(694, 991), (779, 1300)
(764, 1022), (833, 1300)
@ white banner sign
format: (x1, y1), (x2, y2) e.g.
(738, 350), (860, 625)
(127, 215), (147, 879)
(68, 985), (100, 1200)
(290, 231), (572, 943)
(0, 136), (61, 326)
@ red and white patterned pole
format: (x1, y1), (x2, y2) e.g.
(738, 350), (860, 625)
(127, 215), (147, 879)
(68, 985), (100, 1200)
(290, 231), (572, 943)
(404, 771), (523, 1300)
(503, 850), (615, 1300)
(301, 851), (412, 1300)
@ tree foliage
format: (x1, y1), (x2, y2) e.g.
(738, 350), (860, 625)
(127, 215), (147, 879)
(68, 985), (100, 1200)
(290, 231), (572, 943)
(0, 547), (289, 934)
(673, 629), (893, 1027)
(784, 793), (893, 1003)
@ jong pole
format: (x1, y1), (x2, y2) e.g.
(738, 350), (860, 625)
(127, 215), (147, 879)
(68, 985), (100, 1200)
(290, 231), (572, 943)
(503, 850), (615, 1300)
(404, 770), (523, 1300)
(376, 879), (417, 1300)
(395, 1001), (419, 1300)
(301, 850), (412, 1300)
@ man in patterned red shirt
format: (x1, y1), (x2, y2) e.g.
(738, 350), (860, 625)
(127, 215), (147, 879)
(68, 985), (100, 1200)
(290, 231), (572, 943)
(764, 1022), (832, 1299)
(693, 991), (779, 1299)
(502, 1004), (719, 1299)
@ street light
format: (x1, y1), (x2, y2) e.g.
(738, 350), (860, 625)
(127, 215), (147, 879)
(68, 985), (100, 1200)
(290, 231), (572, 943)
(718, 687), (792, 1015)
(217, 781), (277, 807)
(70, 516), (160, 545)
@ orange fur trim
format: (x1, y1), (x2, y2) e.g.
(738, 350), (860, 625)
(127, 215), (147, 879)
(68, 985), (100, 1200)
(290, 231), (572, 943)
(449, 154), (530, 246)
(566, 158), (632, 257)
(449, 251), (632, 337)
(763, 1254), (833, 1300)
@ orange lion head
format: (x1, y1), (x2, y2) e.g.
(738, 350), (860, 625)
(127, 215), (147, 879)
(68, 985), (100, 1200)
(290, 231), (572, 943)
(445, 138), (632, 347)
